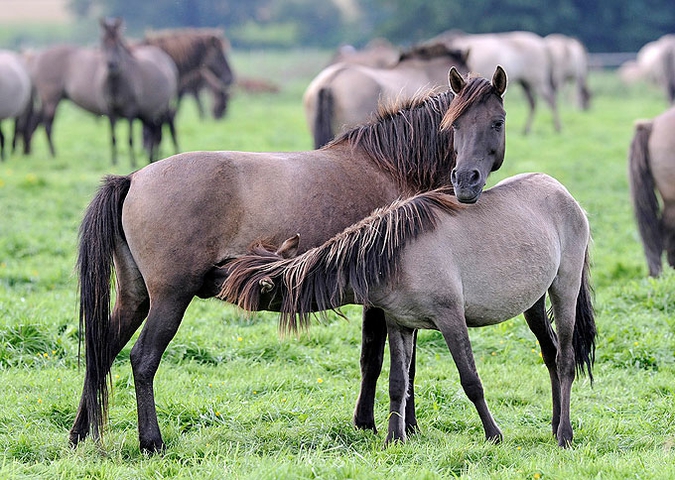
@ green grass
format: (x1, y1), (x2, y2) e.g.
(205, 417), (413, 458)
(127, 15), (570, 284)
(1, 49), (675, 478)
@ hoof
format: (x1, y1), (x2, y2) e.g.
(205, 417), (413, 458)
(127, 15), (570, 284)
(68, 430), (87, 448)
(353, 418), (378, 434)
(140, 439), (166, 455)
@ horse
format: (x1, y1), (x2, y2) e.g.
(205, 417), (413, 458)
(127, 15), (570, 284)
(619, 35), (675, 104)
(142, 28), (235, 120)
(303, 42), (469, 148)
(440, 31), (560, 134)
(221, 172), (596, 448)
(23, 18), (178, 165)
(99, 17), (179, 164)
(0, 49), (32, 160)
(329, 38), (401, 68)
(69, 65), (507, 453)
(544, 34), (591, 110)
(628, 105), (675, 276)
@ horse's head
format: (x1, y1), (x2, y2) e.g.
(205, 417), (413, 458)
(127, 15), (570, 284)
(442, 65), (508, 203)
(99, 17), (128, 75)
(202, 33), (234, 119)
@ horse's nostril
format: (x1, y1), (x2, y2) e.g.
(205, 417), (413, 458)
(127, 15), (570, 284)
(470, 169), (480, 184)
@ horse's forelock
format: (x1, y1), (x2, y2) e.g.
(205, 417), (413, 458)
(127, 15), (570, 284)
(441, 77), (499, 130)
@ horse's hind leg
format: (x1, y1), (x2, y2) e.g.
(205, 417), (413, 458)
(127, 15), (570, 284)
(438, 306), (502, 443)
(130, 290), (193, 453)
(520, 81), (536, 135)
(384, 322), (415, 445)
(353, 307), (387, 433)
(69, 246), (150, 446)
(523, 295), (561, 436)
(661, 202), (675, 269)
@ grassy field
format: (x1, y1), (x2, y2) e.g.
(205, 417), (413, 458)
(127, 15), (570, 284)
(1, 49), (675, 478)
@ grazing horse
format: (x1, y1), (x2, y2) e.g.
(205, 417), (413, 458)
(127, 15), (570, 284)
(142, 28), (235, 119)
(70, 66), (507, 453)
(0, 50), (32, 160)
(620, 35), (675, 104)
(545, 34), (591, 110)
(303, 42), (469, 148)
(442, 31), (560, 134)
(221, 173), (596, 448)
(628, 105), (675, 276)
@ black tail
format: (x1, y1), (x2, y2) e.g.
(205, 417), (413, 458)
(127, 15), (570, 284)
(628, 120), (663, 276)
(573, 248), (596, 383)
(313, 87), (335, 149)
(77, 174), (131, 441)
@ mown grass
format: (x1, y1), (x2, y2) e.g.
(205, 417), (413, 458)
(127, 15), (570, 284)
(1, 49), (675, 478)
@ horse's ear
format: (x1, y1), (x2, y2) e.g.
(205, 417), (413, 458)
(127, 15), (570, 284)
(448, 66), (466, 94)
(276, 233), (300, 259)
(492, 65), (508, 97)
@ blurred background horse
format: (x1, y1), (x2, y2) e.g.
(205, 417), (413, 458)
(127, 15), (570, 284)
(545, 33), (592, 110)
(0, 49), (32, 160)
(142, 28), (234, 120)
(628, 105), (675, 277)
(303, 42), (468, 148)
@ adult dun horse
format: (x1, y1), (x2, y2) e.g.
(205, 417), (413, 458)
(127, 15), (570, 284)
(24, 18), (178, 165)
(303, 42), (469, 148)
(221, 173), (596, 447)
(142, 28), (234, 119)
(628, 105), (675, 276)
(0, 49), (32, 160)
(70, 66), (507, 453)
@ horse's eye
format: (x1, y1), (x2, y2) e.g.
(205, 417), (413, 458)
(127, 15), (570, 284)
(492, 120), (504, 131)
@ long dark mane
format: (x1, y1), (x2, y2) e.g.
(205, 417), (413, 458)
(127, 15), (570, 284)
(219, 189), (463, 333)
(143, 28), (227, 75)
(329, 89), (456, 194)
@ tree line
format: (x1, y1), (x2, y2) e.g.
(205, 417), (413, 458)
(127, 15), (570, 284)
(69, 0), (675, 52)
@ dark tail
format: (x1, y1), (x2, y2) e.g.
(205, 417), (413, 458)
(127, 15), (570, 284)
(573, 248), (596, 383)
(665, 44), (675, 104)
(77, 174), (131, 441)
(628, 120), (663, 276)
(313, 87), (335, 149)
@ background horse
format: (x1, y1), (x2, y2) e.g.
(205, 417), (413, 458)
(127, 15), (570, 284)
(545, 33), (591, 110)
(24, 18), (178, 165)
(303, 42), (469, 148)
(440, 31), (560, 134)
(0, 49), (32, 160)
(99, 17), (178, 164)
(619, 34), (675, 104)
(70, 66), (507, 453)
(628, 104), (675, 276)
(328, 38), (401, 68)
(221, 173), (596, 448)
(142, 27), (234, 119)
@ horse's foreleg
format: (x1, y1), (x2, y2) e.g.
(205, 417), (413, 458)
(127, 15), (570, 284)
(353, 307), (387, 433)
(108, 116), (118, 166)
(548, 291), (578, 448)
(523, 296), (561, 436)
(130, 292), (192, 454)
(127, 119), (136, 168)
(385, 322), (415, 445)
(405, 329), (419, 436)
(542, 86), (562, 132)
(438, 307), (502, 443)
(520, 81), (536, 135)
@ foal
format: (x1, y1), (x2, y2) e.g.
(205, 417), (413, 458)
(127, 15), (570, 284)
(222, 173), (596, 447)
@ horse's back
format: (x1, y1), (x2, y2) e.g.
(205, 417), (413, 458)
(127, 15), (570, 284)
(392, 173), (588, 327)
(122, 149), (399, 288)
(0, 50), (31, 119)
(63, 48), (109, 114)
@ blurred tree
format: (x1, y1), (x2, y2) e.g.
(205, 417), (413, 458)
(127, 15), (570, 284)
(68, 0), (675, 51)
